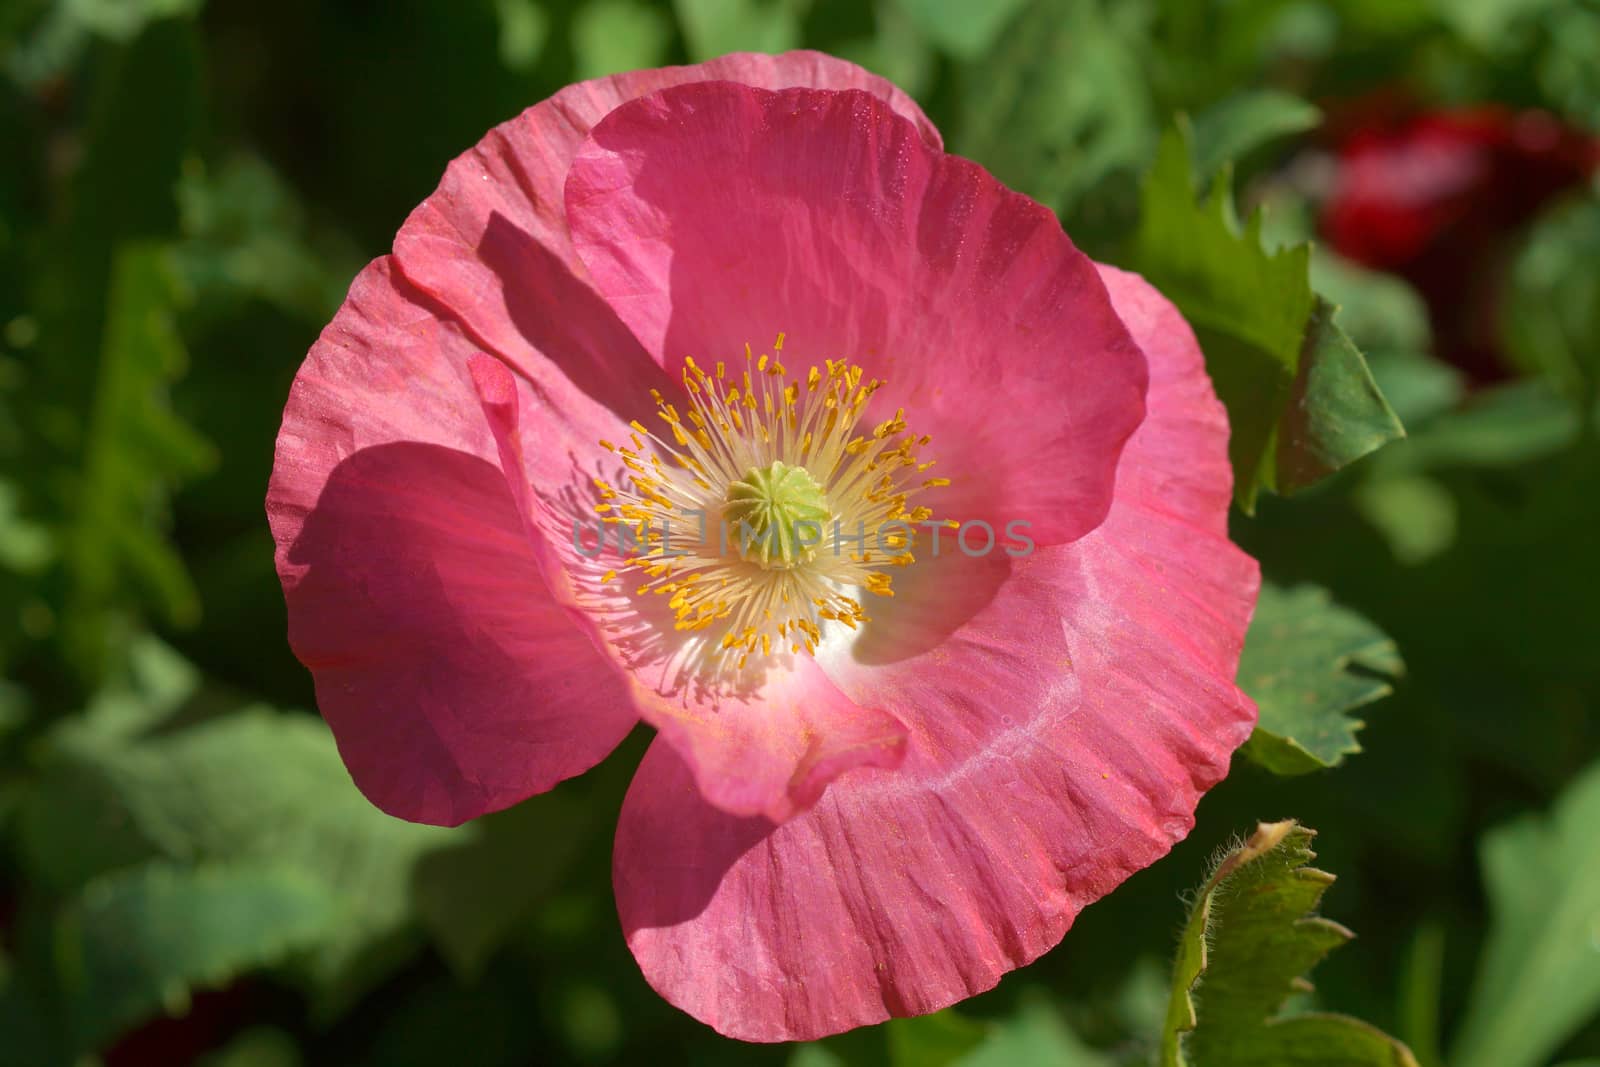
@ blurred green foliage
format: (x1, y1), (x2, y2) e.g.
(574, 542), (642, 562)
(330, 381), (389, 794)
(1452, 761), (1600, 1067)
(1, 0), (1598, 1064)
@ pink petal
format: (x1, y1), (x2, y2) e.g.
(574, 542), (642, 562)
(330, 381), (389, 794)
(469, 351), (908, 822)
(631, 653), (908, 824)
(368, 56), (939, 827)
(272, 56), (939, 828)
(612, 267), (1258, 1040)
(390, 50), (938, 412)
(564, 82), (1147, 547)
(267, 259), (639, 826)
(387, 53), (937, 576)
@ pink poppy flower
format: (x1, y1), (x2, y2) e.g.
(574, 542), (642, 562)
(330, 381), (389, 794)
(267, 51), (1259, 1041)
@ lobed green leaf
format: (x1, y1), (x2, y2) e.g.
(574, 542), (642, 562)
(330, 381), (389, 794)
(1161, 821), (1419, 1067)
(1132, 124), (1404, 510)
(1239, 582), (1403, 775)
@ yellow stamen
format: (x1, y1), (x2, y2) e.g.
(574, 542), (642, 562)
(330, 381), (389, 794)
(595, 339), (950, 674)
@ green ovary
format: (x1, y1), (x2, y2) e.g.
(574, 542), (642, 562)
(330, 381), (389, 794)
(723, 460), (832, 569)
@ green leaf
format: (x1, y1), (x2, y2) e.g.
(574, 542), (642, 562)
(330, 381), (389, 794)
(491, 0), (548, 73)
(0, 480), (51, 574)
(175, 155), (353, 323)
(1364, 353), (1464, 429)
(62, 241), (216, 662)
(75, 633), (198, 739)
(1527, 4), (1600, 129)
(895, 0), (1030, 59)
(796, 997), (1118, 1067)
(1352, 474), (1459, 566)
(1451, 759), (1600, 1067)
(1434, 0), (1558, 47)
(791, 1009), (990, 1067)
(673, 0), (803, 61)
(56, 863), (333, 1051)
(20, 707), (453, 1001)
(957, 992), (1114, 1066)
(1161, 821), (1419, 1067)
(886, 1011), (988, 1066)
(0, 0), (47, 53)
(198, 1023), (300, 1067)
(954, 0), (1154, 219)
(0, 686), (25, 742)
(571, 0), (671, 80)
(16, 19), (206, 680)
(1502, 196), (1600, 414)
(1402, 378), (1585, 471)
(39, 0), (204, 42)
(1397, 922), (1447, 1067)
(1191, 89), (1322, 177)
(1131, 124), (1404, 511)
(4, 0), (206, 86)
(1238, 583), (1403, 775)
(830, 2), (935, 100)
(1309, 252), (1433, 363)
(413, 792), (591, 981)
(1279, 299), (1409, 490)
(199, 1026), (303, 1067)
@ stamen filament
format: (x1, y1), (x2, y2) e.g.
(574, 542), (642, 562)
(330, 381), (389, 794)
(597, 335), (948, 672)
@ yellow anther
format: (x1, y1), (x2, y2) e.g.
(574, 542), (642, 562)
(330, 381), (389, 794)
(596, 340), (949, 674)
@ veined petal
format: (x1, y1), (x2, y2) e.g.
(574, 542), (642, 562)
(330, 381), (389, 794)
(391, 51), (939, 420)
(612, 266), (1258, 1040)
(267, 259), (638, 826)
(565, 82), (1147, 549)
(642, 656), (907, 823)
(334, 58), (934, 831)
(467, 351), (910, 822)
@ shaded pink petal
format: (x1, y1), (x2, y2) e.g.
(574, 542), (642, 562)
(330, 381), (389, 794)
(565, 82), (1147, 547)
(613, 267), (1258, 1040)
(369, 56), (939, 826)
(267, 259), (638, 826)
(636, 656), (907, 823)
(390, 50), (938, 427)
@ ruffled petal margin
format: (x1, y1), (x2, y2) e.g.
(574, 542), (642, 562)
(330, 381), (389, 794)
(612, 267), (1258, 1040)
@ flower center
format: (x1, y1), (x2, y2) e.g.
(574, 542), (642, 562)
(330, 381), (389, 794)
(723, 460), (831, 569)
(594, 335), (951, 672)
